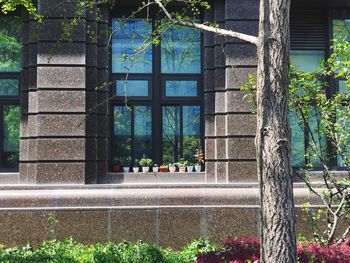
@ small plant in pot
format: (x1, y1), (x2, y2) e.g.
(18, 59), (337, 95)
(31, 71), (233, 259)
(121, 157), (132, 173)
(169, 163), (177, 173)
(152, 164), (159, 172)
(139, 158), (153, 173)
(112, 157), (122, 172)
(159, 164), (169, 172)
(186, 162), (194, 172)
(177, 159), (188, 173)
(133, 159), (139, 173)
(194, 148), (204, 172)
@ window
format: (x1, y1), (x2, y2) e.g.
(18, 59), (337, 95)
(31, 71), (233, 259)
(0, 15), (21, 171)
(110, 13), (202, 168)
(290, 8), (350, 170)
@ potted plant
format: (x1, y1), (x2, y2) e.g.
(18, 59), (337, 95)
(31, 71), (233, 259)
(112, 157), (122, 172)
(194, 148), (204, 172)
(169, 163), (177, 173)
(121, 157), (131, 173)
(187, 162), (194, 172)
(139, 158), (153, 173)
(153, 164), (159, 172)
(133, 159), (139, 173)
(159, 164), (169, 172)
(177, 159), (188, 173)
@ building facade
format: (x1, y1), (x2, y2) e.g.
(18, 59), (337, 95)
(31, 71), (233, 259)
(0, 0), (348, 248)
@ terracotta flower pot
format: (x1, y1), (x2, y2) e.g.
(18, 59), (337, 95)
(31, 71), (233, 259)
(112, 164), (122, 172)
(179, 166), (186, 173)
(159, 167), (169, 172)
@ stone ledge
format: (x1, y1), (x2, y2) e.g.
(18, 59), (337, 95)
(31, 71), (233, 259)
(0, 186), (323, 209)
(108, 172), (206, 183)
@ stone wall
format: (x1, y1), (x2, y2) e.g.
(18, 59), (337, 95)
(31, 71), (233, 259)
(204, 0), (258, 183)
(19, 0), (109, 184)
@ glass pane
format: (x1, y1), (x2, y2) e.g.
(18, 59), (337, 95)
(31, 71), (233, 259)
(112, 19), (152, 73)
(134, 106), (152, 160)
(290, 111), (305, 167)
(163, 106), (180, 163)
(161, 24), (201, 73)
(183, 105), (201, 163)
(165, 80), (197, 97)
(339, 80), (348, 93)
(336, 106), (350, 167)
(116, 80), (148, 97)
(3, 105), (20, 168)
(290, 50), (324, 72)
(0, 79), (19, 96)
(333, 19), (350, 42)
(114, 106), (131, 159)
(308, 109), (328, 168)
(0, 16), (21, 72)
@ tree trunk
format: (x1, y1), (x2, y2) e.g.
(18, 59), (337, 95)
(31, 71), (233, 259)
(256, 0), (297, 262)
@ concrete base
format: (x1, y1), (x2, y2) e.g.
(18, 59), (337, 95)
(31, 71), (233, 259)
(0, 183), (344, 249)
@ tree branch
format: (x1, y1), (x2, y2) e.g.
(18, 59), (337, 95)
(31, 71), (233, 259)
(154, 0), (258, 46)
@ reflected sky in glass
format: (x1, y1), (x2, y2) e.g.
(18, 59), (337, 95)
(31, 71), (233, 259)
(290, 50), (324, 72)
(112, 19), (152, 73)
(0, 79), (19, 96)
(161, 24), (201, 73)
(166, 80), (197, 97)
(116, 80), (148, 97)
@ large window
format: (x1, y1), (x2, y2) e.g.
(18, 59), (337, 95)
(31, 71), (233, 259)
(290, 9), (350, 169)
(0, 15), (21, 171)
(111, 14), (202, 168)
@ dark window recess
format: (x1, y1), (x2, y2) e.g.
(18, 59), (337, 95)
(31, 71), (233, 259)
(0, 15), (21, 171)
(110, 14), (203, 168)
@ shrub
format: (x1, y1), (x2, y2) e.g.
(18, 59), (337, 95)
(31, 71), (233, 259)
(195, 236), (350, 263)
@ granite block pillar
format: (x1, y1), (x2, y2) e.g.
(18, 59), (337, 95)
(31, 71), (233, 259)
(204, 0), (258, 182)
(19, 0), (109, 184)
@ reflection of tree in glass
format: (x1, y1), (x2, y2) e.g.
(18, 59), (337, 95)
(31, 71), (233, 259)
(161, 23), (200, 73)
(0, 16), (21, 72)
(162, 106), (180, 163)
(3, 105), (20, 167)
(114, 106), (131, 159)
(0, 79), (19, 96)
(333, 20), (350, 42)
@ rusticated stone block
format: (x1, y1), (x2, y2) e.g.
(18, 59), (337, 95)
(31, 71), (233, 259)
(207, 208), (259, 244)
(96, 161), (108, 183)
(215, 92), (226, 113)
(85, 161), (97, 184)
(216, 161), (228, 183)
(37, 66), (86, 89)
(205, 115), (215, 137)
(203, 48), (214, 69)
(216, 138), (227, 160)
(215, 115), (226, 136)
(56, 211), (108, 243)
(225, 21), (259, 42)
(97, 23), (109, 46)
(225, 0), (260, 20)
(0, 211), (51, 247)
(38, 43), (86, 65)
(204, 92), (215, 114)
(204, 69), (214, 91)
(205, 138), (216, 160)
(97, 46), (108, 69)
(19, 163), (37, 183)
(228, 161), (257, 182)
(159, 209), (202, 250)
(35, 162), (85, 183)
(86, 44), (97, 67)
(36, 90), (86, 113)
(35, 138), (85, 160)
(111, 210), (157, 244)
(226, 67), (257, 90)
(39, 0), (82, 18)
(226, 114), (256, 136)
(34, 114), (86, 137)
(205, 161), (216, 182)
(86, 68), (98, 90)
(215, 68), (225, 90)
(86, 21), (97, 44)
(225, 44), (257, 66)
(226, 90), (253, 113)
(214, 0), (225, 22)
(227, 138), (256, 159)
(38, 19), (86, 42)
(97, 138), (108, 161)
(214, 45), (225, 68)
(28, 67), (37, 90)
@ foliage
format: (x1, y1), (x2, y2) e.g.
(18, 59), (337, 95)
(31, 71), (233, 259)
(195, 236), (350, 263)
(0, 0), (39, 19)
(194, 148), (204, 165)
(176, 159), (188, 167)
(139, 158), (153, 167)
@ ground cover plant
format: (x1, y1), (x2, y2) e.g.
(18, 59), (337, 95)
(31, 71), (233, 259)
(0, 237), (349, 263)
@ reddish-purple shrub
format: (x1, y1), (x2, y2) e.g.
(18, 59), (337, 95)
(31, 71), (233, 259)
(196, 236), (350, 263)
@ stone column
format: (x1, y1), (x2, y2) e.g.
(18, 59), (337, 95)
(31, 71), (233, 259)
(204, 0), (258, 183)
(19, 0), (109, 184)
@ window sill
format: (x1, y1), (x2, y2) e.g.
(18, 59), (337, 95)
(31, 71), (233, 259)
(108, 172), (206, 184)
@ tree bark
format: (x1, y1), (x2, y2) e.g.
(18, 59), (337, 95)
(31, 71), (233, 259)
(256, 0), (297, 262)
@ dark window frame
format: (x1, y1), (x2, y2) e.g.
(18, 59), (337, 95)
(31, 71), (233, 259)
(109, 7), (204, 169)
